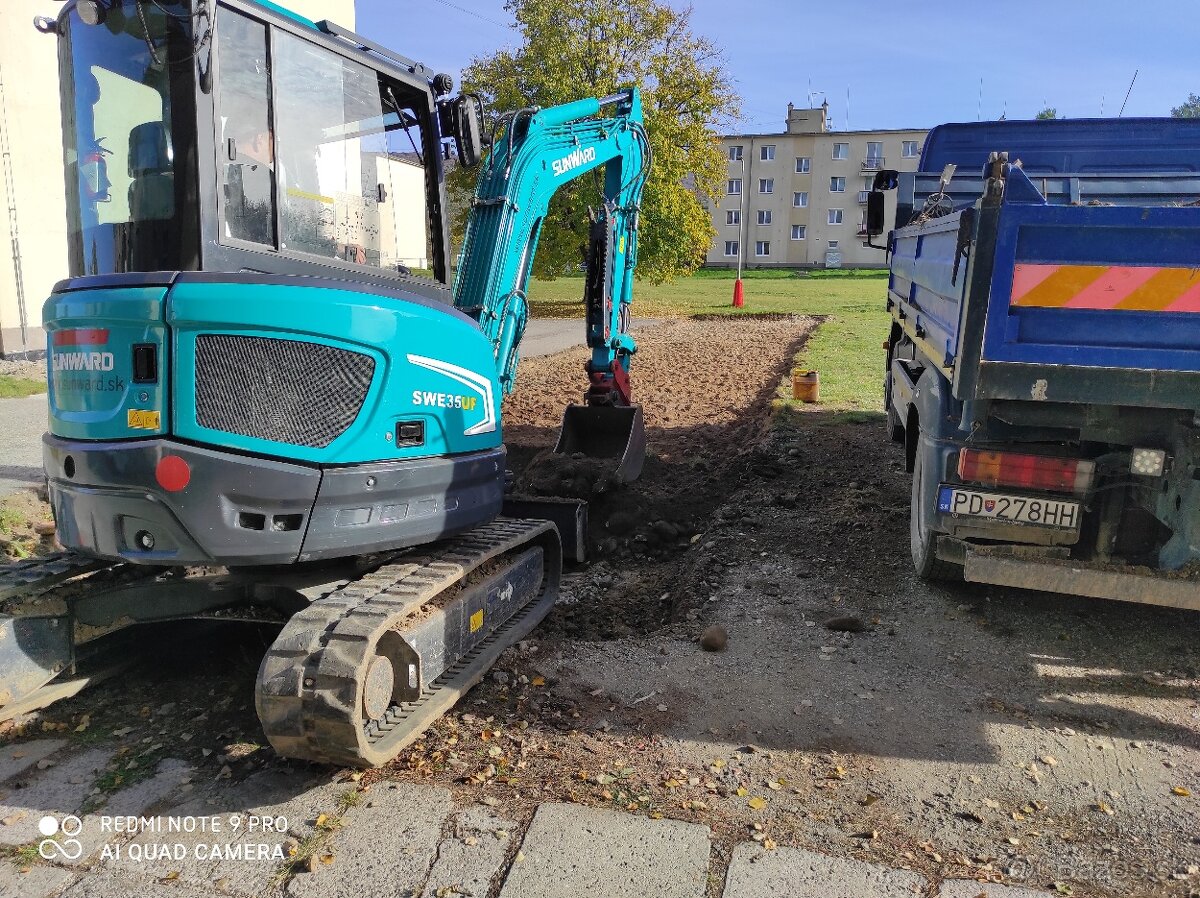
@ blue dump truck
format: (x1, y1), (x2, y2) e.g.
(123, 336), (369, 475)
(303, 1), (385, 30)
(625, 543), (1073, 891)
(866, 118), (1200, 609)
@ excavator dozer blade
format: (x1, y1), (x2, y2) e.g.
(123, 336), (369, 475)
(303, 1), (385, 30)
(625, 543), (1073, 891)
(553, 404), (646, 483)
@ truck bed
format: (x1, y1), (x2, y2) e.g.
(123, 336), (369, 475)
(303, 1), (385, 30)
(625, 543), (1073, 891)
(889, 169), (1200, 410)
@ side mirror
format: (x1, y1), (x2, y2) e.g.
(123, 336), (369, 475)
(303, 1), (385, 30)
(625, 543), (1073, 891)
(865, 191), (887, 236)
(449, 94), (484, 168)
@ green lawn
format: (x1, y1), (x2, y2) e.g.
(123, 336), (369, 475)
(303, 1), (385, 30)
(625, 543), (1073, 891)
(0, 375), (46, 399)
(525, 268), (891, 412)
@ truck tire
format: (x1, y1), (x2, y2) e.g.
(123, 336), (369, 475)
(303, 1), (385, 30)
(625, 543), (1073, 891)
(910, 441), (962, 581)
(884, 373), (904, 443)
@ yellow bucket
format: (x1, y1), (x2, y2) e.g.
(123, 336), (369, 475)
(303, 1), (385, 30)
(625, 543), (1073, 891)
(792, 369), (820, 403)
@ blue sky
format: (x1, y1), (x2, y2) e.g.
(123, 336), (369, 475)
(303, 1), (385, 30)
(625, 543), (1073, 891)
(356, 0), (1198, 133)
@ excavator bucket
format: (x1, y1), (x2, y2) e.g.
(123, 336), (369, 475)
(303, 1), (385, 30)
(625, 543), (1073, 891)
(554, 404), (646, 483)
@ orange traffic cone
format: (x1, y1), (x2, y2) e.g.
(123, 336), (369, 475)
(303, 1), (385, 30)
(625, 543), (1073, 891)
(732, 278), (744, 308)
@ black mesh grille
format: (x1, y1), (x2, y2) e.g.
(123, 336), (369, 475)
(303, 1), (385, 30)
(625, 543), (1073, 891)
(195, 334), (374, 448)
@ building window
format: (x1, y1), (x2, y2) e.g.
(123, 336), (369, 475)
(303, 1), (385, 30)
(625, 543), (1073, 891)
(795, 156), (810, 173)
(726, 210), (740, 226)
(792, 191), (808, 208)
(858, 210), (869, 233)
(760, 144), (775, 161)
(902, 140), (919, 158)
(759, 178), (774, 194)
(724, 240), (739, 257)
(791, 225), (806, 240)
(755, 240), (770, 257)
(864, 141), (883, 168)
(727, 178), (742, 195)
(830, 176), (846, 192)
(828, 240), (839, 249)
(757, 210), (772, 225)
(832, 142), (849, 160)
(729, 145), (743, 161)
(828, 209), (844, 225)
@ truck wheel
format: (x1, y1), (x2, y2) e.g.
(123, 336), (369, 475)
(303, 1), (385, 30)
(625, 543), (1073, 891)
(910, 442), (961, 581)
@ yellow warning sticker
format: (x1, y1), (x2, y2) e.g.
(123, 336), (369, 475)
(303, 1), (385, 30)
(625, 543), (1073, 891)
(469, 609), (485, 633)
(127, 409), (160, 430)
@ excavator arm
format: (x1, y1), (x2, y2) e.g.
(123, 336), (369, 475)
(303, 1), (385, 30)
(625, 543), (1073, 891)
(452, 90), (650, 410)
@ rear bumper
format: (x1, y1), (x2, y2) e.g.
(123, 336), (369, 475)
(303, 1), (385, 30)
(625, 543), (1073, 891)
(43, 435), (504, 566)
(948, 542), (1200, 610)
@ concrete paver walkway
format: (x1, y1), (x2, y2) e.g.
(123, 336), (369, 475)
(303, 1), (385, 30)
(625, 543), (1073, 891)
(0, 739), (1056, 898)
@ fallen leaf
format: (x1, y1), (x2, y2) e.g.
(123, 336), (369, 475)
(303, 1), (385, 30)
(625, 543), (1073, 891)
(1171, 786), (1191, 797)
(162, 871), (180, 882)
(763, 838), (777, 850)
(320, 854), (334, 865)
(315, 814), (329, 827)
(735, 786), (748, 797)
(1054, 883), (1074, 895)
(747, 796), (767, 810)
(1096, 802), (1115, 816)
(1040, 755), (1058, 767)
(74, 714), (91, 733)
(531, 676), (545, 687)
(767, 781), (782, 791)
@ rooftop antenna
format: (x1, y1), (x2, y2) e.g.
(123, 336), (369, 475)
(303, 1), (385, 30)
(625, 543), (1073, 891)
(1100, 95), (1105, 116)
(807, 78), (812, 109)
(978, 77), (982, 121)
(1118, 69), (1138, 117)
(845, 86), (850, 132)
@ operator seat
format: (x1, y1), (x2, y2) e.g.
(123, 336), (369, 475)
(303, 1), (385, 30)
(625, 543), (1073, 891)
(127, 121), (175, 221)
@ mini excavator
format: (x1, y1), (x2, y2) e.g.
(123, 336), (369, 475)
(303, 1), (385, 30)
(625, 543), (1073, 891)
(2, 0), (648, 765)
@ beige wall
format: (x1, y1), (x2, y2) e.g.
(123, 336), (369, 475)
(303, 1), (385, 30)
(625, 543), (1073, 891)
(0, 0), (355, 356)
(707, 104), (926, 270)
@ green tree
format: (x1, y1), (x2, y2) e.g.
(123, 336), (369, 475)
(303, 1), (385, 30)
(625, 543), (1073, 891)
(456, 0), (739, 283)
(1035, 107), (1058, 120)
(1171, 93), (1200, 117)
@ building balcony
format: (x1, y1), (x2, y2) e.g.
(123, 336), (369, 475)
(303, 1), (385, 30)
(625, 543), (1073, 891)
(861, 156), (885, 171)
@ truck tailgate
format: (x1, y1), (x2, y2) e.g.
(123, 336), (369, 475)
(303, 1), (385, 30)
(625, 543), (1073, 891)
(976, 203), (1200, 408)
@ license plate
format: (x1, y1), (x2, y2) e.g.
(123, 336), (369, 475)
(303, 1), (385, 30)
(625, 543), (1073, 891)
(937, 485), (1081, 529)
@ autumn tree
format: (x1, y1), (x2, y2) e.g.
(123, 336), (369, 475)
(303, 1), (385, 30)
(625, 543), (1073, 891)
(1171, 93), (1200, 117)
(456, 0), (739, 283)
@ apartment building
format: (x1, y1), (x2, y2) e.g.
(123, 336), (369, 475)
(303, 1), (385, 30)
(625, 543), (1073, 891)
(707, 103), (926, 269)
(0, 0), (356, 357)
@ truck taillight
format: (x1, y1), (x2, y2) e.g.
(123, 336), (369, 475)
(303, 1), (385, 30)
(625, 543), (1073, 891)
(957, 449), (1094, 495)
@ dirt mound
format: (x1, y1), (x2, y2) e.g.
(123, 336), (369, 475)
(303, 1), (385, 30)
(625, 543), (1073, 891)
(502, 315), (817, 638)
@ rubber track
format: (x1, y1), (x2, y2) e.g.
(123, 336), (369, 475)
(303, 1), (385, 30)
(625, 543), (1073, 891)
(0, 552), (116, 603)
(255, 518), (560, 767)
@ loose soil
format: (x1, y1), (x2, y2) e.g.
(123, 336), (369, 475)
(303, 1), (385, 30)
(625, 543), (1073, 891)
(3, 314), (1198, 898)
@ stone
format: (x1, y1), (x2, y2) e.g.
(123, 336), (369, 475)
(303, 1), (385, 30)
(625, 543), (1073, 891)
(938, 881), (1054, 897)
(723, 842), (928, 898)
(0, 739), (67, 785)
(700, 625), (729, 652)
(498, 802), (710, 898)
(0, 861), (74, 898)
(419, 805), (514, 898)
(0, 747), (112, 847)
(825, 616), (867, 633)
(287, 783), (452, 898)
(60, 871), (215, 898)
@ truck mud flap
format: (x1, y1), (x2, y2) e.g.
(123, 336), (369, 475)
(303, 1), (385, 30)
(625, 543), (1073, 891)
(963, 547), (1200, 611)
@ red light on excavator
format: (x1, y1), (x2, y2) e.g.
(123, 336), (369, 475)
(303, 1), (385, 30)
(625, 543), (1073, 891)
(53, 328), (110, 346)
(155, 456), (191, 492)
(957, 448), (1094, 495)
